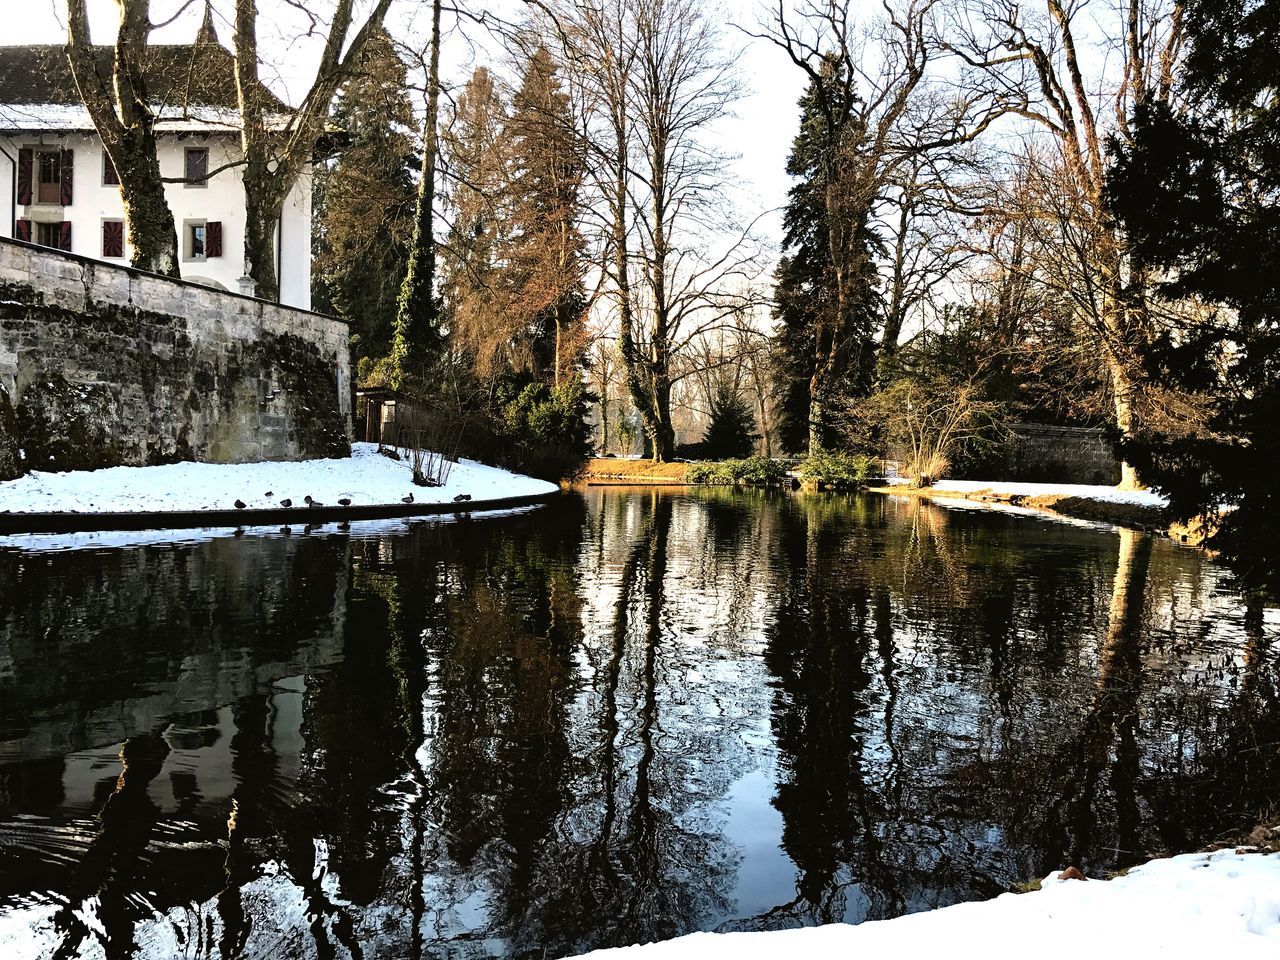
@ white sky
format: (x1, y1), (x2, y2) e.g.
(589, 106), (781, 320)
(12, 0), (805, 242)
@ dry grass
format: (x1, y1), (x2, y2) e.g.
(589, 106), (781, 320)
(578, 458), (690, 484)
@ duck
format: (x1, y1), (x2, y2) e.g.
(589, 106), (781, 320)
(401, 492), (415, 504)
(338, 497), (352, 507)
(304, 495), (324, 508)
(234, 499), (247, 509)
(452, 493), (472, 503)
(279, 498), (292, 508)
(264, 491), (274, 497)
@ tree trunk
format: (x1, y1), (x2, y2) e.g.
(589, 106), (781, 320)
(241, 162), (282, 299)
(114, 133), (181, 277)
(65, 0), (180, 278)
(391, 0), (443, 386)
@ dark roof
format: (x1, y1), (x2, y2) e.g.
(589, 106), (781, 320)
(0, 40), (288, 114)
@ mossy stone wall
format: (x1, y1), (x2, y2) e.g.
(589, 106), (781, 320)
(0, 239), (350, 478)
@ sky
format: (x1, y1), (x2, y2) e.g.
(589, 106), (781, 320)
(13, 0), (807, 245)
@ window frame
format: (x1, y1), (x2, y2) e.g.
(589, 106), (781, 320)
(183, 218), (208, 262)
(35, 150), (62, 204)
(35, 221), (61, 248)
(102, 151), (120, 187)
(101, 218), (125, 259)
(184, 146), (209, 189)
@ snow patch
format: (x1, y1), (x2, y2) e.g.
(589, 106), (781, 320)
(577, 850), (1280, 960)
(0, 443), (557, 515)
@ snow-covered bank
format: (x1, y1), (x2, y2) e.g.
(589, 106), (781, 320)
(0, 442), (557, 514)
(580, 850), (1280, 960)
(928, 478), (1167, 508)
(885, 477), (1168, 508)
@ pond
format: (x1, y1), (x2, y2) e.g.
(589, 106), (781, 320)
(0, 488), (1277, 959)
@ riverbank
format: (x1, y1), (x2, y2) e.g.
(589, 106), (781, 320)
(0, 442), (557, 530)
(579, 458), (690, 484)
(869, 479), (1178, 536)
(579, 849), (1280, 959)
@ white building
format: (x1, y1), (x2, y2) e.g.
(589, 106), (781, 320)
(0, 13), (313, 309)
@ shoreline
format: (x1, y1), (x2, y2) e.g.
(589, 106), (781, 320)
(866, 483), (1199, 542)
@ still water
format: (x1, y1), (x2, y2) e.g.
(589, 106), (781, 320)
(0, 488), (1276, 959)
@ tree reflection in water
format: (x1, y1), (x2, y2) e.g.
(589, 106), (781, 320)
(0, 490), (1276, 959)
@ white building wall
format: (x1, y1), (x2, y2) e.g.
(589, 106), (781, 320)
(0, 131), (312, 310)
(278, 166), (313, 311)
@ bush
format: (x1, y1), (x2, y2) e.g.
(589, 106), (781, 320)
(498, 376), (593, 480)
(799, 452), (873, 487)
(687, 456), (786, 486)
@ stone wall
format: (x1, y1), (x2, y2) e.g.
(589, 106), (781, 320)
(0, 237), (350, 478)
(1006, 422), (1120, 485)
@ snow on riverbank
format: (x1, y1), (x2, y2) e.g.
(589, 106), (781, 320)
(887, 476), (1169, 508)
(580, 850), (1280, 960)
(0, 442), (557, 514)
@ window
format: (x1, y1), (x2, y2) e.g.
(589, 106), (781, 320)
(37, 151), (61, 203)
(184, 220), (207, 261)
(102, 219), (125, 258)
(36, 221), (70, 252)
(184, 147), (208, 187)
(103, 152), (119, 186)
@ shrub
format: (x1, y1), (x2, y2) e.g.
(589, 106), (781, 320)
(498, 376), (593, 480)
(799, 452), (873, 487)
(687, 456), (786, 486)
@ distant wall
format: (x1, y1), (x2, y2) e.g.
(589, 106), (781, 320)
(1005, 422), (1120, 486)
(0, 236), (350, 478)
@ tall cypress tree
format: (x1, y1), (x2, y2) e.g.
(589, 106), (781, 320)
(1108, 0), (1280, 595)
(772, 64), (881, 455)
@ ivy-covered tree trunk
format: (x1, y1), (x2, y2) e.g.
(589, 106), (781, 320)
(65, 0), (180, 278)
(391, 0), (443, 386)
(240, 154), (283, 300)
(111, 130), (181, 277)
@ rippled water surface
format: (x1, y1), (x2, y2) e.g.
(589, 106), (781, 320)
(1, 488), (1277, 959)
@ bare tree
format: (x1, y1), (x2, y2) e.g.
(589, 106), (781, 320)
(557, 0), (763, 461)
(65, 0), (180, 276)
(948, 0), (1186, 487)
(232, 0), (393, 301)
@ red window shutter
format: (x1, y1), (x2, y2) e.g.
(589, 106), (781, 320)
(206, 220), (223, 257)
(60, 149), (74, 206)
(17, 149), (32, 205)
(59, 221), (72, 252)
(15, 219), (31, 242)
(102, 221), (124, 258)
(103, 152), (120, 186)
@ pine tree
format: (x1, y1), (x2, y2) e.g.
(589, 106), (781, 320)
(702, 379), (758, 459)
(313, 28), (417, 373)
(1108, 0), (1280, 595)
(771, 64), (882, 455)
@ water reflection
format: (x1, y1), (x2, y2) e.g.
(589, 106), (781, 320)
(0, 491), (1277, 958)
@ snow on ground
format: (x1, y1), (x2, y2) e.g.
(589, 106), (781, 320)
(886, 476), (1169, 508)
(0, 443), (557, 514)
(579, 850), (1280, 960)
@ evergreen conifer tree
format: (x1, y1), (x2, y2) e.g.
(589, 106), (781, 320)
(702, 379), (758, 460)
(772, 65), (882, 455)
(313, 29), (417, 374)
(1108, 0), (1280, 595)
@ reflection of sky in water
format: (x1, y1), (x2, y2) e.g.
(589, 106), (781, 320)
(0, 488), (1276, 959)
